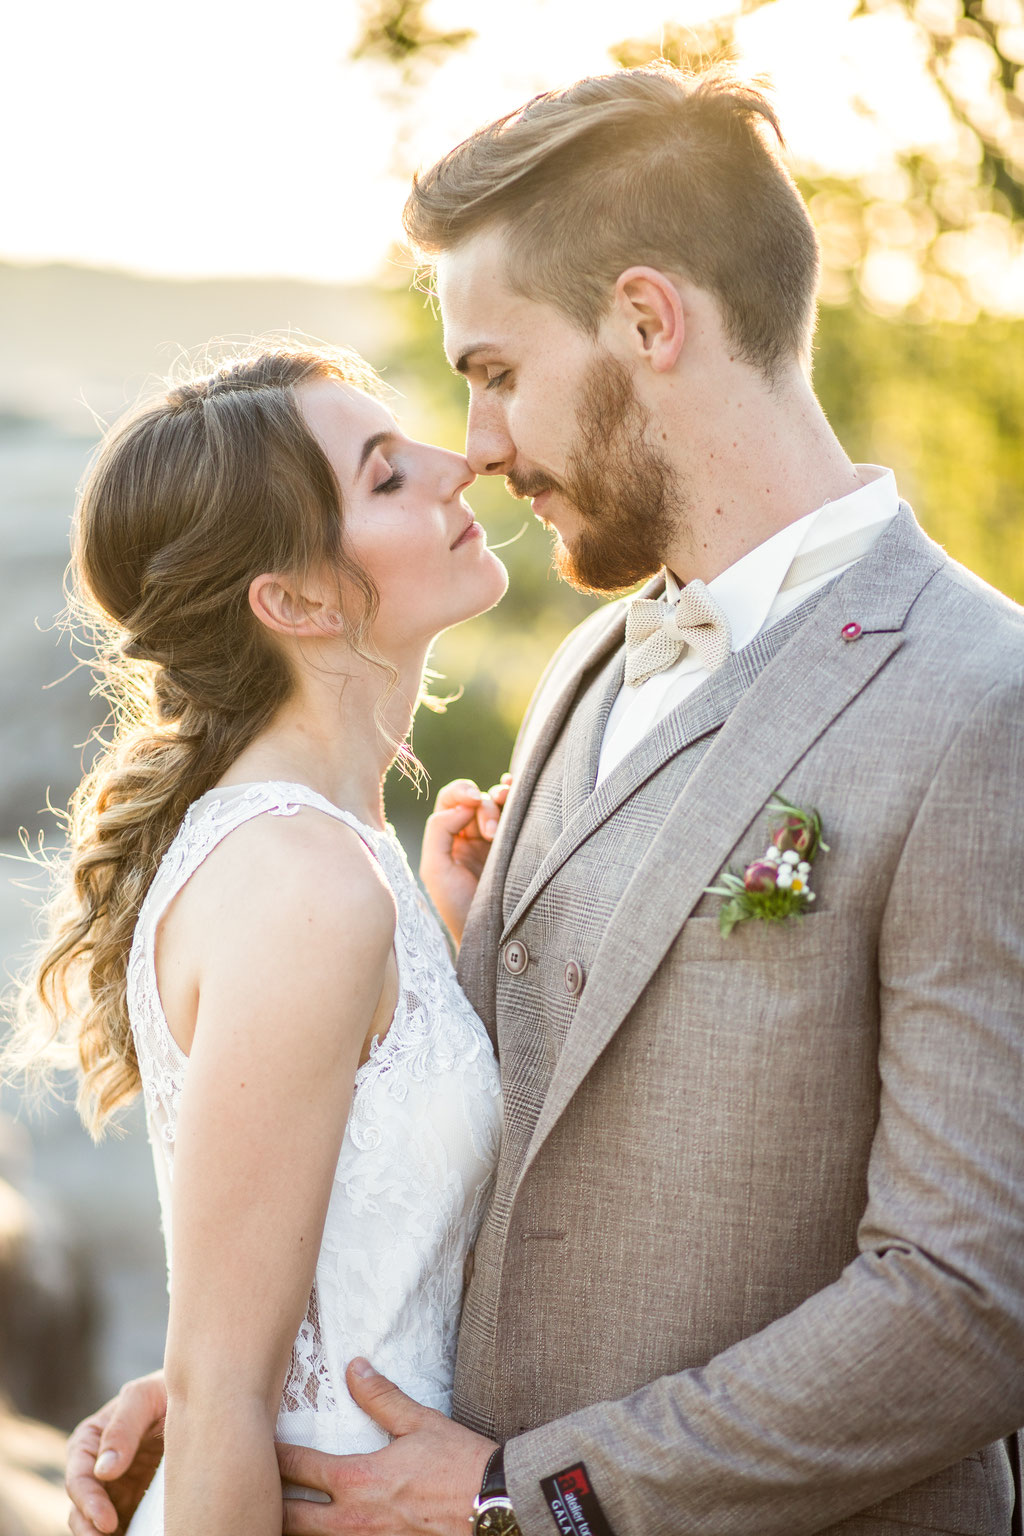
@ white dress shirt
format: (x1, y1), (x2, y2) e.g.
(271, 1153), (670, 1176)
(596, 465), (901, 784)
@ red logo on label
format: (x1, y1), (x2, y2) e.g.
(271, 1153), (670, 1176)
(558, 1467), (590, 1498)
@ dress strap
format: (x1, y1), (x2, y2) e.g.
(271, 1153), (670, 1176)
(137, 781), (383, 940)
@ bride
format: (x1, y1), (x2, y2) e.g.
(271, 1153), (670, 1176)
(14, 343), (510, 1534)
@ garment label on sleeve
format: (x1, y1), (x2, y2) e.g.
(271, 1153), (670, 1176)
(540, 1462), (614, 1536)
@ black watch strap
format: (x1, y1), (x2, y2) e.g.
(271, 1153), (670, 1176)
(480, 1445), (507, 1500)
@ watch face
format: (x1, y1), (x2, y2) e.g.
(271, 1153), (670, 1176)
(477, 1505), (521, 1536)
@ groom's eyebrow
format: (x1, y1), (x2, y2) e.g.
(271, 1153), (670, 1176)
(453, 343), (502, 374)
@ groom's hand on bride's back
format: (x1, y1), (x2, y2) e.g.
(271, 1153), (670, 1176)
(66, 1370), (167, 1535)
(420, 774), (512, 946)
(67, 1360), (493, 1536)
(277, 1359), (496, 1536)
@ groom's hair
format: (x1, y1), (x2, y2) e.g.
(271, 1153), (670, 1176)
(403, 64), (820, 380)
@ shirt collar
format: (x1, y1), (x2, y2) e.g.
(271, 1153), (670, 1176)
(664, 465), (899, 653)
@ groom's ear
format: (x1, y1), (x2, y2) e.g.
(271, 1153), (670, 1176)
(610, 267), (685, 374)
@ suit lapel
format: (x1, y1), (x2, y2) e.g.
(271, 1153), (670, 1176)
(560, 649), (625, 824)
(501, 575), (833, 942)
(514, 507), (944, 1184)
(455, 593), (636, 1042)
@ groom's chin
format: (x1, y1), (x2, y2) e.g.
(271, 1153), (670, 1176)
(552, 533), (660, 598)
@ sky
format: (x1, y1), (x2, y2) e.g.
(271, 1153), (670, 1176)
(0, 0), (986, 286)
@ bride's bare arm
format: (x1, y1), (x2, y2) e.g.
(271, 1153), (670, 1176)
(162, 812), (395, 1536)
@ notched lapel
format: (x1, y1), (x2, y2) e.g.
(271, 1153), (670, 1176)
(560, 649), (625, 825)
(501, 645), (754, 942)
(514, 508), (943, 1186)
(456, 595), (631, 1037)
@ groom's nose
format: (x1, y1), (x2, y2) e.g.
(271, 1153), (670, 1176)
(465, 392), (515, 477)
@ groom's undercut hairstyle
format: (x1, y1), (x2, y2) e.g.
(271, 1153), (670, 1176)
(404, 63), (821, 380)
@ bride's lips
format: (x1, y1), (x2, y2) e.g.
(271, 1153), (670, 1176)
(450, 512), (484, 550)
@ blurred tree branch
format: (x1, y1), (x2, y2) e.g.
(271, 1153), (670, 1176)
(855, 0), (1024, 220)
(351, 0), (1023, 316)
(351, 0), (475, 82)
(614, 0), (1024, 317)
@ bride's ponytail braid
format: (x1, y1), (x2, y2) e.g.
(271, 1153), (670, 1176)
(6, 344), (383, 1136)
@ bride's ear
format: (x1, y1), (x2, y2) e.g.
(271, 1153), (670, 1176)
(248, 573), (343, 638)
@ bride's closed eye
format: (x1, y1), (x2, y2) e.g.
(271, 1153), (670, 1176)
(372, 466), (407, 495)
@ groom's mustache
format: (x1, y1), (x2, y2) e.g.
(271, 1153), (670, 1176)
(505, 469), (562, 502)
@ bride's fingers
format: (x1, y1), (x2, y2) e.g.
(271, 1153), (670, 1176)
(476, 779), (512, 839)
(432, 778), (482, 814)
(476, 794), (501, 840)
(426, 798), (488, 847)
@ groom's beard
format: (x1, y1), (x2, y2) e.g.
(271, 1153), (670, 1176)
(507, 352), (685, 595)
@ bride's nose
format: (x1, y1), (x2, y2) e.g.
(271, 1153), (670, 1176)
(437, 446), (476, 499)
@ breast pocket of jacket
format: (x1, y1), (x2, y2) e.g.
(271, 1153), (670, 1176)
(674, 909), (848, 964)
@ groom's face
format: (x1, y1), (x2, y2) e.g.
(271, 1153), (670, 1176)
(437, 229), (682, 593)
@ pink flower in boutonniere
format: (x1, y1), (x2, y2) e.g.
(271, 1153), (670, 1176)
(705, 795), (830, 937)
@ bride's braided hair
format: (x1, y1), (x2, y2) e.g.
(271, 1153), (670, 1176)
(10, 344), (383, 1135)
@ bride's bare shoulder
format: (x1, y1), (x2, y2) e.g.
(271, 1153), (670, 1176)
(161, 804), (396, 987)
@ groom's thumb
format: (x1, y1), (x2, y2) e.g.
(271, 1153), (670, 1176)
(346, 1358), (429, 1437)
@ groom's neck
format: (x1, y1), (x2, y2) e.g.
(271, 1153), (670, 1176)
(657, 361), (863, 586)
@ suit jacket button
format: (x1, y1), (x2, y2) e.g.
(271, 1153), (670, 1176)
(564, 960), (584, 996)
(503, 940), (529, 974)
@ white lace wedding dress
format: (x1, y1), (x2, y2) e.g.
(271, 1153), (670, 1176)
(125, 782), (502, 1535)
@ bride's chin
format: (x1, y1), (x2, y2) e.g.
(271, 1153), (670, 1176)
(449, 555), (510, 626)
(471, 555), (510, 616)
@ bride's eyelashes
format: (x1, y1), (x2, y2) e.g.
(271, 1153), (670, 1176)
(372, 466), (407, 495)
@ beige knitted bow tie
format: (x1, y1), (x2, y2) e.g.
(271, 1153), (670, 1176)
(625, 579), (733, 688)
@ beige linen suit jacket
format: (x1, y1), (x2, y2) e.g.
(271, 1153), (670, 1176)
(453, 508), (1024, 1536)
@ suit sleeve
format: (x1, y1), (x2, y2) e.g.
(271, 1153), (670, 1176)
(504, 672), (1024, 1536)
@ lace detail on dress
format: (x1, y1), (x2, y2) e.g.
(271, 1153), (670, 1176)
(126, 780), (501, 1469)
(281, 1283), (335, 1414)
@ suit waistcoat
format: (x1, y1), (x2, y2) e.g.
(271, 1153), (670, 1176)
(496, 586), (832, 1203)
(455, 585), (838, 1435)
(450, 513), (1023, 1535)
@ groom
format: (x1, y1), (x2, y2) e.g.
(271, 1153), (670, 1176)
(68, 65), (1024, 1536)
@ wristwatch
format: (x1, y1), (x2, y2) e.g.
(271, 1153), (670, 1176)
(471, 1446), (522, 1535)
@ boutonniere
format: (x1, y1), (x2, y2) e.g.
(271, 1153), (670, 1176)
(705, 795), (830, 937)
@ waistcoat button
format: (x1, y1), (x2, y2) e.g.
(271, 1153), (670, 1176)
(564, 960), (584, 996)
(503, 940), (529, 975)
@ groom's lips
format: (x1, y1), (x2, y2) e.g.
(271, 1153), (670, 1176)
(531, 489), (553, 517)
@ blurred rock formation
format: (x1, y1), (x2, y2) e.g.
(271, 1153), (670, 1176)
(0, 1115), (100, 1429)
(0, 1407), (67, 1536)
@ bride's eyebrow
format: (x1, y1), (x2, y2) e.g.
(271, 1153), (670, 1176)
(357, 430), (397, 474)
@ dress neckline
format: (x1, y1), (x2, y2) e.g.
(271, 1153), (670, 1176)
(192, 780), (389, 838)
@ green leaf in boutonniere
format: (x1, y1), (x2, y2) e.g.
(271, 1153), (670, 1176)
(704, 794), (830, 937)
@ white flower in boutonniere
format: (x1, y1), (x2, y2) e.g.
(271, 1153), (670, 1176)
(704, 795), (829, 937)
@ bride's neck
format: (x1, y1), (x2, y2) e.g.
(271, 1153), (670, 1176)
(220, 656), (421, 828)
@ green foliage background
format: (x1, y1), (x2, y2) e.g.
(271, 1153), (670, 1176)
(381, 284), (1024, 837)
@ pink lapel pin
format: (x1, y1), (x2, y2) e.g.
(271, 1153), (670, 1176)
(841, 622), (863, 641)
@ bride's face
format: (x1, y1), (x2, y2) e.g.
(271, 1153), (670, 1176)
(297, 378), (508, 651)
